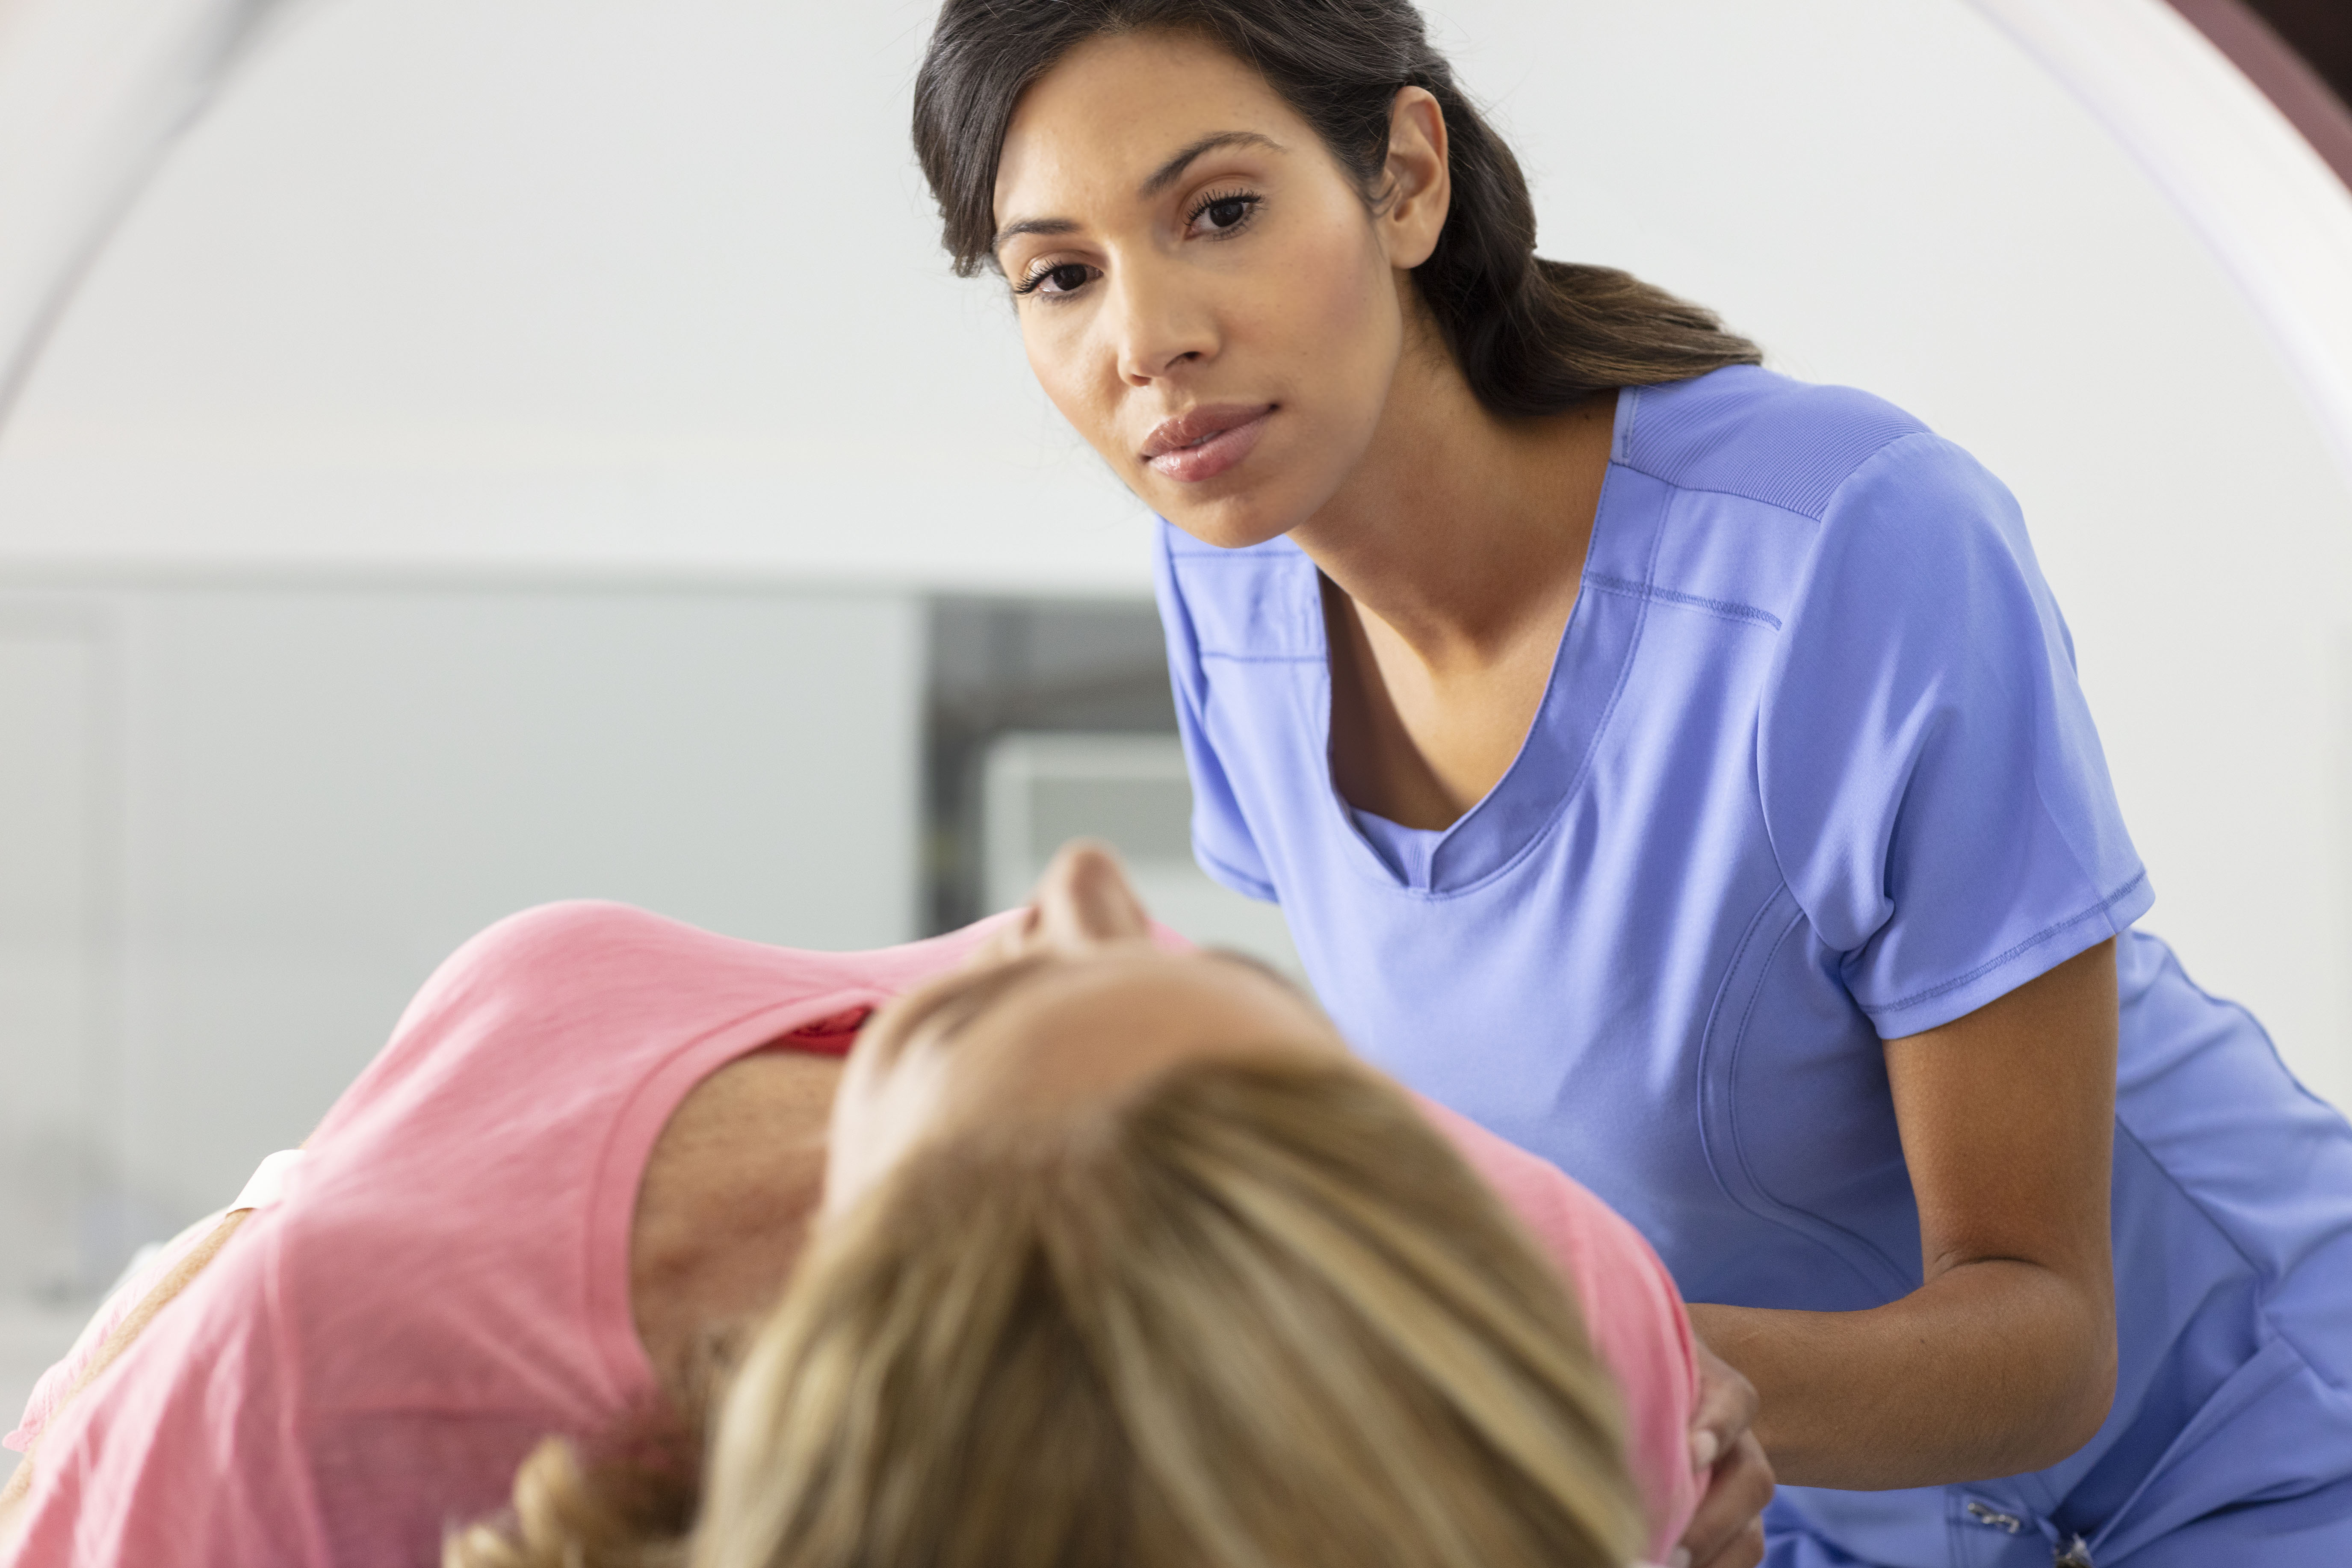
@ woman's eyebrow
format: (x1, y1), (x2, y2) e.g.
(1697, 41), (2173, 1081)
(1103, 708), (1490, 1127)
(990, 215), (1080, 255)
(990, 132), (1286, 258)
(1138, 130), (1284, 198)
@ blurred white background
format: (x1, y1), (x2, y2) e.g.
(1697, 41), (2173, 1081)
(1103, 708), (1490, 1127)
(4, 0), (2352, 1465)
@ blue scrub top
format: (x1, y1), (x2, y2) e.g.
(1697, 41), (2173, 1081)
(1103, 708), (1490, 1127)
(1153, 366), (2352, 1565)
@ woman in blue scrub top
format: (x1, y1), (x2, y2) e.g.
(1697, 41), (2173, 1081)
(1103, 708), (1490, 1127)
(911, 2), (2352, 1565)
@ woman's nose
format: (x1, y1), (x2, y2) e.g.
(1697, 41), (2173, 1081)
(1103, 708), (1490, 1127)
(1031, 839), (1154, 948)
(1109, 261), (1218, 385)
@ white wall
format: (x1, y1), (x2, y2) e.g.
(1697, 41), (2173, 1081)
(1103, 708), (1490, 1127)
(0, 616), (105, 1296)
(0, 0), (2346, 1098)
(0, 580), (921, 1288)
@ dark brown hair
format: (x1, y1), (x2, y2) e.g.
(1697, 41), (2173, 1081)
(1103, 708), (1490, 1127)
(912, 0), (1761, 417)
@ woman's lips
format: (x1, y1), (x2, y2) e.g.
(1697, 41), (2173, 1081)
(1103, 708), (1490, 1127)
(1141, 405), (1274, 484)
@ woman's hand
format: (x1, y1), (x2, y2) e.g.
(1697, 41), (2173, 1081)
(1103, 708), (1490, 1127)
(1677, 1337), (1772, 1568)
(1688, 939), (2120, 1490)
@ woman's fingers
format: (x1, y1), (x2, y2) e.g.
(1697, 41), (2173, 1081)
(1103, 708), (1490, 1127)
(1678, 1337), (1772, 1568)
(1679, 1431), (1772, 1568)
(1687, 1335), (1759, 1472)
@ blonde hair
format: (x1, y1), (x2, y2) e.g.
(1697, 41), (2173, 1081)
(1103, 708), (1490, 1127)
(449, 1054), (1644, 1568)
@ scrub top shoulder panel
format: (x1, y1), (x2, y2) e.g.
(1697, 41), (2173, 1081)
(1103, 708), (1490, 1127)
(1151, 363), (2352, 1565)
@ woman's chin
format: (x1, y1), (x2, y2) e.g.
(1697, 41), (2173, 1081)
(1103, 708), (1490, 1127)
(1145, 484), (1309, 552)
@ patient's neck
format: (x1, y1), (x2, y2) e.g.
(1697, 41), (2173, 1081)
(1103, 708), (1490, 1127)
(630, 1049), (843, 1407)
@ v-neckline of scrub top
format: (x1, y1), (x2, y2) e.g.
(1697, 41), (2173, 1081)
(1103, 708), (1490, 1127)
(1310, 383), (1662, 898)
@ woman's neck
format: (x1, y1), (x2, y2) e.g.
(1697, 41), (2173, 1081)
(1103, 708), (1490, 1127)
(632, 1051), (841, 1406)
(1293, 307), (1617, 829)
(1289, 315), (1613, 675)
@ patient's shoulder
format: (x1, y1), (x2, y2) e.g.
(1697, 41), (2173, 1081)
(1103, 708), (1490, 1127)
(372, 901), (819, 1075)
(406, 899), (699, 1005)
(1411, 1092), (1701, 1558)
(400, 900), (881, 1026)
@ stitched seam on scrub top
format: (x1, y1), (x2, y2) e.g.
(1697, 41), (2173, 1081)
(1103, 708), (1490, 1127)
(1199, 650), (1322, 664)
(1584, 574), (1782, 631)
(1611, 428), (1935, 524)
(1612, 384), (1642, 464)
(1693, 889), (1790, 1203)
(1604, 473), (1835, 523)
(1723, 904), (1915, 1294)
(1874, 870), (2148, 1019)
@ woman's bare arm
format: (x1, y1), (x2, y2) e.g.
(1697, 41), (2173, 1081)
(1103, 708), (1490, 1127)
(1687, 939), (2119, 1489)
(0, 1208), (255, 1527)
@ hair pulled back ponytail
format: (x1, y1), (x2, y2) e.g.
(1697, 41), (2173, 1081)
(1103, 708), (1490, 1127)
(913, 0), (1760, 416)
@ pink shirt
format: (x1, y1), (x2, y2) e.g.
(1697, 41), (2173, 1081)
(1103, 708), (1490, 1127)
(5, 903), (1697, 1565)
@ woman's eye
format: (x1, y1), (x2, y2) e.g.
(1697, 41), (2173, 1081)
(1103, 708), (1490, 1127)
(1188, 192), (1260, 236)
(1019, 261), (1097, 298)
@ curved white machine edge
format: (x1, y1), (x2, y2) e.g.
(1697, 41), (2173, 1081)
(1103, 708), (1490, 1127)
(1967, 0), (2352, 485)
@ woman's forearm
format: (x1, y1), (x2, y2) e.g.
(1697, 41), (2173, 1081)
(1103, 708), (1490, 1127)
(1687, 1258), (2116, 1490)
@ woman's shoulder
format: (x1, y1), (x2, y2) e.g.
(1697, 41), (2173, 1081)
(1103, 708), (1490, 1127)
(411, 899), (731, 995)
(1615, 365), (1959, 522)
(300, 901), (905, 1193)
(357, 902), (856, 1077)
(1611, 366), (2039, 645)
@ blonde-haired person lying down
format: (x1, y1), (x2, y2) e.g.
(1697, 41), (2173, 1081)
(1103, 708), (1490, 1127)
(2, 844), (1768, 1568)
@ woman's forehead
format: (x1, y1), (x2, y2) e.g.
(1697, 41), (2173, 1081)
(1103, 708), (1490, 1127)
(994, 32), (1298, 214)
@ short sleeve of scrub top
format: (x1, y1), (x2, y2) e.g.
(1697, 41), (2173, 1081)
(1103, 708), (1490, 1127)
(1754, 431), (2148, 1036)
(1155, 534), (1284, 903)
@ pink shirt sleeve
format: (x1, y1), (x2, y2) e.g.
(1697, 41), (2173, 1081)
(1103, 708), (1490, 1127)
(4, 1208), (233, 1457)
(1415, 1093), (1701, 1560)
(3, 1223), (324, 1566)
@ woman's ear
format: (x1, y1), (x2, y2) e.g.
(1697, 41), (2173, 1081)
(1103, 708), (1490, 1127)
(1378, 86), (1450, 271)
